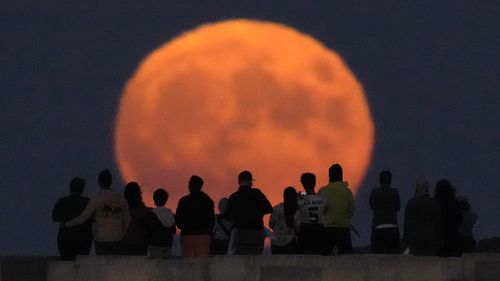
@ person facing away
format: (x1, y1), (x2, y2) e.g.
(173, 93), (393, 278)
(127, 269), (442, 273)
(52, 177), (93, 260)
(369, 170), (401, 254)
(65, 169), (130, 255)
(434, 179), (463, 257)
(456, 195), (477, 253)
(225, 170), (273, 255)
(318, 164), (353, 255)
(121, 182), (151, 255)
(296, 172), (328, 254)
(269, 186), (301, 254)
(210, 197), (235, 255)
(403, 177), (442, 256)
(148, 188), (176, 259)
(175, 175), (215, 257)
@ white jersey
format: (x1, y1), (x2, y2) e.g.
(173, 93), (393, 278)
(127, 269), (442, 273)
(298, 194), (328, 224)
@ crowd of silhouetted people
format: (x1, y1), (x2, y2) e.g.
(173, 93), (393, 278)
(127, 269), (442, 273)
(52, 164), (477, 260)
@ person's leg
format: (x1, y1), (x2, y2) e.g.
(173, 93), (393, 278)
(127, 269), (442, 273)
(57, 231), (73, 260)
(286, 238), (298, 254)
(322, 227), (335, 255)
(386, 228), (400, 254)
(94, 241), (108, 255)
(271, 244), (286, 254)
(333, 227), (352, 255)
(181, 235), (195, 257)
(196, 235), (211, 257)
(371, 228), (383, 254)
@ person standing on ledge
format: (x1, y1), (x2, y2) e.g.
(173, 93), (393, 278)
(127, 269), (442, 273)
(369, 170), (401, 254)
(269, 186), (301, 254)
(225, 170), (273, 255)
(175, 175), (215, 257)
(297, 172), (328, 254)
(65, 169), (130, 255)
(318, 164), (354, 255)
(148, 188), (176, 259)
(403, 177), (442, 256)
(52, 177), (93, 260)
(121, 182), (150, 255)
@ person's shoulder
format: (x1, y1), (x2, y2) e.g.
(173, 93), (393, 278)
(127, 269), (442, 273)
(201, 191), (215, 206)
(252, 187), (268, 197)
(317, 185), (328, 194)
(178, 194), (190, 203)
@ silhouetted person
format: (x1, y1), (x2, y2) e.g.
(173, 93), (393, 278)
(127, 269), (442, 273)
(121, 182), (150, 255)
(318, 164), (353, 255)
(296, 172), (327, 254)
(269, 186), (301, 254)
(435, 179), (463, 257)
(65, 169), (130, 255)
(52, 178), (93, 260)
(210, 198), (234, 255)
(403, 177), (442, 256)
(225, 170), (273, 255)
(148, 188), (176, 259)
(369, 170), (401, 254)
(457, 196), (477, 253)
(175, 175), (215, 257)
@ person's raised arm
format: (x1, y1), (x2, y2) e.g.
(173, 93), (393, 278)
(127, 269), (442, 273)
(65, 199), (96, 227)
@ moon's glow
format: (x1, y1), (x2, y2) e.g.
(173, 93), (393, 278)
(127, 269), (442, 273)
(115, 19), (374, 208)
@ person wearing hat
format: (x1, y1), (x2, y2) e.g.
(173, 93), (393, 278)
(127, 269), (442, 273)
(403, 177), (443, 256)
(225, 170), (273, 255)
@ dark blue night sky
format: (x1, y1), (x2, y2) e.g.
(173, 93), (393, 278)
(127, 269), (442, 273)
(1, 1), (499, 254)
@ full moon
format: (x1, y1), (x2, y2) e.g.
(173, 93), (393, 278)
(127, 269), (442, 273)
(115, 19), (374, 208)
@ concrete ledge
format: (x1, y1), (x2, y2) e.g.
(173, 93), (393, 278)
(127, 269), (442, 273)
(46, 254), (500, 281)
(4, 254), (500, 281)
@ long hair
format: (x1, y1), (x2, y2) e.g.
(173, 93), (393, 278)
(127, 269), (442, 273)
(283, 186), (298, 229)
(124, 182), (145, 209)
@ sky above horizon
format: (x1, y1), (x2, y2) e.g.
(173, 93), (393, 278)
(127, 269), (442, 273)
(1, 1), (499, 255)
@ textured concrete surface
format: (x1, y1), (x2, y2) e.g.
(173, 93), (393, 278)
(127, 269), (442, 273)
(3, 254), (500, 281)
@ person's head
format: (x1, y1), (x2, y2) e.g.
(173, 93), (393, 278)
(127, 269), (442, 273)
(328, 164), (343, 182)
(98, 169), (112, 189)
(456, 195), (471, 212)
(300, 172), (316, 191)
(415, 176), (429, 196)
(284, 186), (298, 229)
(188, 175), (204, 193)
(218, 197), (229, 214)
(238, 170), (254, 187)
(435, 178), (456, 202)
(69, 177), (85, 195)
(124, 182), (144, 209)
(379, 170), (392, 187)
(153, 188), (169, 207)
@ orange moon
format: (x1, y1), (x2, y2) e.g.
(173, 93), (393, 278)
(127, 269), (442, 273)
(114, 19), (374, 208)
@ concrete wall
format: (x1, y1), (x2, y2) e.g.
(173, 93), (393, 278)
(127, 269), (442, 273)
(43, 254), (500, 281)
(2, 254), (500, 281)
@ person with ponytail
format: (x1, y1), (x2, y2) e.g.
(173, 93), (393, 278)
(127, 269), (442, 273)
(269, 186), (301, 254)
